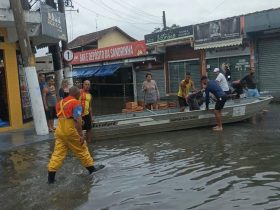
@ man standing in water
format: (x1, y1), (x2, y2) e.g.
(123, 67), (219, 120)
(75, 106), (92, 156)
(201, 76), (227, 131)
(80, 80), (93, 143)
(47, 86), (104, 184)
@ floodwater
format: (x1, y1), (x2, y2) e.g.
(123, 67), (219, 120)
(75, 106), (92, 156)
(0, 104), (280, 210)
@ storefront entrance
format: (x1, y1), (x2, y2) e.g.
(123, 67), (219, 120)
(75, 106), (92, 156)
(73, 66), (134, 115)
(0, 49), (9, 127)
(206, 55), (250, 81)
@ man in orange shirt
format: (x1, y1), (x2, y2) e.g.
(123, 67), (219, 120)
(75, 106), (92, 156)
(47, 86), (104, 184)
(80, 80), (93, 143)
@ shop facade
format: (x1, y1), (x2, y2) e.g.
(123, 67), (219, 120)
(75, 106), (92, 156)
(0, 28), (32, 131)
(0, 2), (68, 131)
(194, 16), (250, 82)
(71, 40), (159, 114)
(144, 25), (202, 96)
(245, 8), (280, 99)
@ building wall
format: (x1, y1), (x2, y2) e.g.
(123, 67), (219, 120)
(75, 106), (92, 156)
(166, 45), (201, 61)
(0, 28), (32, 132)
(98, 30), (132, 48)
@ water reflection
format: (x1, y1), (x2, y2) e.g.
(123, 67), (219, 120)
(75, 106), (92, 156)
(0, 104), (279, 209)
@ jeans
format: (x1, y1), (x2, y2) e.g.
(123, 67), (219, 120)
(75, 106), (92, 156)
(247, 88), (260, 97)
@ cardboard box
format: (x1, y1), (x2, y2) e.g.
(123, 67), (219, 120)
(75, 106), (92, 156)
(126, 102), (138, 109)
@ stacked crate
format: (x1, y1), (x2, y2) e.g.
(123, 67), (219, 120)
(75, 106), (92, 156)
(122, 102), (144, 113)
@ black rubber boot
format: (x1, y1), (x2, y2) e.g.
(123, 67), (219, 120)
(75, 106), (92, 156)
(86, 164), (105, 174)
(48, 171), (56, 184)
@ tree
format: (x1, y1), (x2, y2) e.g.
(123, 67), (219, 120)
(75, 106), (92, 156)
(152, 24), (180, 33)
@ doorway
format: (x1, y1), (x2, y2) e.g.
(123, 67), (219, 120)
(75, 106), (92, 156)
(0, 49), (10, 127)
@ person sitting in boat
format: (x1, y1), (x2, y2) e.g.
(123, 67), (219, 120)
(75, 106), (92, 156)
(187, 90), (204, 111)
(231, 80), (245, 99)
(201, 76), (227, 132)
(177, 72), (196, 112)
(142, 72), (160, 110)
(213, 68), (231, 95)
(240, 67), (260, 97)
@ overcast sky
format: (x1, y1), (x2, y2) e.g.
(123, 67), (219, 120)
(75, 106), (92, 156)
(37, 0), (280, 56)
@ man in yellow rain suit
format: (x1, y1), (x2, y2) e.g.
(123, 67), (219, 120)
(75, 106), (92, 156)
(47, 86), (104, 184)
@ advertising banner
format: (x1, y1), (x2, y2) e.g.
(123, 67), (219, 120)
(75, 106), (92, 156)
(145, 25), (193, 45)
(72, 41), (147, 65)
(41, 4), (67, 41)
(194, 17), (240, 44)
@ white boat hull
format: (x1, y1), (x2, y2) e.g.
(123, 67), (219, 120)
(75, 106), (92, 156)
(92, 96), (273, 140)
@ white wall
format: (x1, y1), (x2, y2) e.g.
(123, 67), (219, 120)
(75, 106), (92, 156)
(0, 0), (10, 9)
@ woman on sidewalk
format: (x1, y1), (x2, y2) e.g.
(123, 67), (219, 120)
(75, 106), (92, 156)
(142, 73), (160, 110)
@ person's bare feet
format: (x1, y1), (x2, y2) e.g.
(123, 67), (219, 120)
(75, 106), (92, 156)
(213, 127), (223, 131)
(212, 125), (219, 129)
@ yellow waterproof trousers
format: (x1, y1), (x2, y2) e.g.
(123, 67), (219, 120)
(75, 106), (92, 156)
(48, 118), (94, 172)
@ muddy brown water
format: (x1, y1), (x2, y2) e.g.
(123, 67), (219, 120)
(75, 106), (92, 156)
(0, 104), (279, 210)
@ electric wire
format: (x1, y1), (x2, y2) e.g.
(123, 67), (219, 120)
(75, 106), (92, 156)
(73, 0), (154, 33)
(87, 0), (162, 24)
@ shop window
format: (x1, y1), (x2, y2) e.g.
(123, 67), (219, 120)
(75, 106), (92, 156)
(206, 56), (250, 81)
(0, 50), (10, 127)
(168, 60), (200, 93)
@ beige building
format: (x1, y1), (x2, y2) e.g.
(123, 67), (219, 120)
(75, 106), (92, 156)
(68, 26), (136, 52)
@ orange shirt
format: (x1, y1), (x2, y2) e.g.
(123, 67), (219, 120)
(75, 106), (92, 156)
(56, 96), (81, 118)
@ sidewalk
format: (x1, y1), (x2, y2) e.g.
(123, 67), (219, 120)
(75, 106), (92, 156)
(0, 128), (54, 152)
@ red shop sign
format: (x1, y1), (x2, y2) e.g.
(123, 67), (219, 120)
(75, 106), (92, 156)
(72, 40), (147, 65)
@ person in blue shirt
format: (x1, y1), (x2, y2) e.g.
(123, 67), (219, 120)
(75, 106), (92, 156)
(201, 76), (227, 131)
(38, 73), (46, 93)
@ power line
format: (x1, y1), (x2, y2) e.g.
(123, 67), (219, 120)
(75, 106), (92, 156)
(115, 0), (162, 19)
(109, 0), (162, 22)
(73, 1), (154, 33)
(73, 0), (155, 25)
(88, 0), (161, 24)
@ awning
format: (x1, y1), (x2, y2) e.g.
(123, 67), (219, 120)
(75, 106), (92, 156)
(94, 64), (121, 77)
(72, 66), (101, 78)
(194, 38), (243, 50)
(72, 64), (121, 78)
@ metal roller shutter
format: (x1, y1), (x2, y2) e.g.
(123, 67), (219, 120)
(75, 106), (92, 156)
(136, 69), (165, 101)
(168, 60), (201, 93)
(258, 38), (280, 96)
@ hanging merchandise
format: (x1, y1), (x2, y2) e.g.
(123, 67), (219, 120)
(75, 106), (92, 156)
(17, 53), (33, 122)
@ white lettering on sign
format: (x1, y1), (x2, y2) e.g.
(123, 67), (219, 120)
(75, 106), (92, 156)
(110, 45), (133, 58)
(233, 106), (246, 117)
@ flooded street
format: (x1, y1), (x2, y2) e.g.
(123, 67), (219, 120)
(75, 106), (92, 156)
(0, 104), (280, 210)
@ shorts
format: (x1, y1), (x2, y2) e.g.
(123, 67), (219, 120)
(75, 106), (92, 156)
(215, 96), (227, 111)
(82, 114), (92, 130)
(178, 96), (188, 108)
(45, 106), (56, 120)
(224, 90), (231, 95)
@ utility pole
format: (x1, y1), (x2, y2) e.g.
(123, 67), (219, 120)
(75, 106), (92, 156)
(46, 0), (64, 92)
(10, 0), (48, 135)
(58, 0), (73, 87)
(163, 11), (167, 30)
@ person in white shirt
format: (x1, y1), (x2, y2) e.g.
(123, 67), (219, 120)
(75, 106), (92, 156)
(213, 68), (230, 95)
